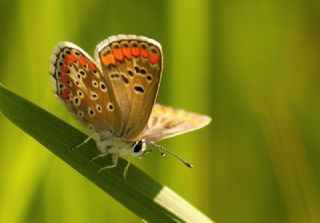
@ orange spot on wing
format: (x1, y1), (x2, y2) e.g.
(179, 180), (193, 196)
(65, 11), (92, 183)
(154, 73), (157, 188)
(89, 62), (97, 72)
(60, 65), (70, 73)
(140, 48), (148, 58)
(122, 47), (132, 59)
(112, 48), (124, 61)
(79, 56), (87, 67)
(132, 47), (139, 57)
(64, 54), (76, 65)
(102, 53), (116, 66)
(59, 75), (69, 84)
(61, 88), (70, 100)
(150, 54), (159, 64)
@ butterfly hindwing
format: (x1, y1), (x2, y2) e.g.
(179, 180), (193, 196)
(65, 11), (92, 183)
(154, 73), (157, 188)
(50, 42), (122, 133)
(142, 104), (212, 142)
(95, 35), (163, 141)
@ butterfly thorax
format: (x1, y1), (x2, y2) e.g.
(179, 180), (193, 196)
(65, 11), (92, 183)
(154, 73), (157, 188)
(94, 131), (146, 158)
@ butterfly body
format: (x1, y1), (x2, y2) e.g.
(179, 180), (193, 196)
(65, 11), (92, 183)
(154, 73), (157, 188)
(50, 35), (211, 171)
(93, 131), (146, 157)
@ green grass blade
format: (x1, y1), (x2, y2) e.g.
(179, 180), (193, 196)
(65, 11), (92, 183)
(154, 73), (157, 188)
(0, 83), (214, 223)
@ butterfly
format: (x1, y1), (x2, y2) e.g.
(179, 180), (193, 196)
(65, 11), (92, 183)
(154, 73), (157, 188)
(49, 35), (211, 176)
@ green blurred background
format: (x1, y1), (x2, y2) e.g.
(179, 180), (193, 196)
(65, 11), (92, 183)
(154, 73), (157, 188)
(1, 0), (320, 222)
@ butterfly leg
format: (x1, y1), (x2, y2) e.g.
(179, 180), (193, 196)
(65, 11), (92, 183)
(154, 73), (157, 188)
(67, 133), (97, 153)
(123, 160), (131, 181)
(97, 154), (118, 173)
(86, 152), (109, 164)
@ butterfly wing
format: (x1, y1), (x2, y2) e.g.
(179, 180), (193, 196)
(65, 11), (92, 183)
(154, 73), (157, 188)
(50, 42), (122, 133)
(142, 104), (212, 142)
(95, 35), (162, 141)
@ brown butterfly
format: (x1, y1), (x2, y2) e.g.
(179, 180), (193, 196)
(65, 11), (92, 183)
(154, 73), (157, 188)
(50, 35), (211, 176)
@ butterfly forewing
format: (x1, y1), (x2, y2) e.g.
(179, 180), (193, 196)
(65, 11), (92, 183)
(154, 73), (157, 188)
(95, 35), (163, 141)
(142, 104), (212, 142)
(50, 42), (121, 133)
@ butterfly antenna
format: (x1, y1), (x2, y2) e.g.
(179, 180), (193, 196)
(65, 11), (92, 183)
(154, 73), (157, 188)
(146, 142), (193, 168)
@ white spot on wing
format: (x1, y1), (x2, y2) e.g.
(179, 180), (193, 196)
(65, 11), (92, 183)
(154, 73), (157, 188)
(92, 80), (99, 88)
(88, 124), (94, 131)
(96, 104), (102, 113)
(107, 102), (114, 112)
(88, 107), (96, 117)
(77, 90), (84, 98)
(99, 82), (107, 92)
(73, 96), (81, 107)
(77, 110), (84, 118)
(90, 91), (99, 100)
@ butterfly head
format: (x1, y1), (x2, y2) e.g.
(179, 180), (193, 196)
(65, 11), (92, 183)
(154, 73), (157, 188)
(131, 139), (147, 157)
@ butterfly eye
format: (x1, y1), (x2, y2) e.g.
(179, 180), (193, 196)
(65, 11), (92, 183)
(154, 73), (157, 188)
(132, 140), (146, 157)
(134, 142), (142, 153)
